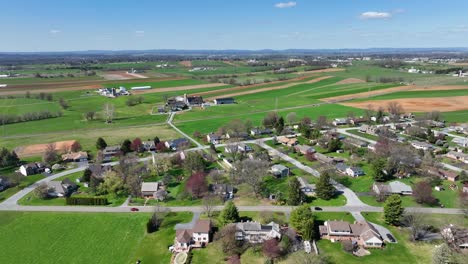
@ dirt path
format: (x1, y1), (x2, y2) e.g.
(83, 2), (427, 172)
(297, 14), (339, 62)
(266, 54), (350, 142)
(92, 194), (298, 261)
(205, 76), (332, 100)
(15, 140), (77, 157)
(336, 78), (366, 84)
(341, 96), (468, 112)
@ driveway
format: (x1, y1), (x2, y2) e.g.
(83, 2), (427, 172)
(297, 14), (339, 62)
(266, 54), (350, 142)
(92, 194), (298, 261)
(174, 212), (200, 230)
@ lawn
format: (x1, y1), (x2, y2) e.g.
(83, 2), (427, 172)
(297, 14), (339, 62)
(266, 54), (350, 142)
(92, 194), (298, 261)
(0, 211), (192, 264)
(0, 174), (45, 202)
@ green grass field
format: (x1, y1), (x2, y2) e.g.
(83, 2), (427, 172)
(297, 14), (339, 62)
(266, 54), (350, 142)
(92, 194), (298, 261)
(0, 211), (192, 264)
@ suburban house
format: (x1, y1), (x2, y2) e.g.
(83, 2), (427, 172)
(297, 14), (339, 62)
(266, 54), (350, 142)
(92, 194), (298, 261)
(427, 167), (459, 182)
(250, 128), (273, 136)
(411, 141), (433, 151)
(343, 138), (368, 148)
(277, 136), (298, 147)
(441, 225), (468, 251)
(315, 153), (344, 164)
(295, 144), (316, 155)
(174, 220), (212, 252)
(446, 151), (468, 164)
(332, 118), (348, 126)
(141, 141), (156, 151)
(209, 183), (234, 199)
(61, 151), (88, 162)
(359, 125), (378, 135)
(372, 181), (413, 196)
(235, 221), (281, 243)
(452, 138), (468, 148)
(319, 220), (384, 248)
(46, 178), (77, 197)
(271, 164), (290, 177)
(298, 177), (316, 197)
(349, 117), (367, 126)
(88, 164), (112, 178)
(214, 97), (235, 105)
(226, 131), (249, 140)
(141, 182), (160, 198)
(237, 143), (252, 152)
(19, 162), (47, 176)
(103, 145), (121, 157)
(335, 163), (350, 174)
(346, 167), (365, 177)
(165, 138), (190, 150)
(206, 133), (222, 144)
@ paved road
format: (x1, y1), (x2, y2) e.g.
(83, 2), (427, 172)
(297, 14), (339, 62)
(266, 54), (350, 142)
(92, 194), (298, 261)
(259, 141), (367, 208)
(167, 112), (204, 148)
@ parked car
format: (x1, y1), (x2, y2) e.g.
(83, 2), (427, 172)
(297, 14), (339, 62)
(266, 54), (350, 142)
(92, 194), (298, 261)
(130, 207), (139, 212)
(386, 234), (396, 243)
(314, 207), (322, 211)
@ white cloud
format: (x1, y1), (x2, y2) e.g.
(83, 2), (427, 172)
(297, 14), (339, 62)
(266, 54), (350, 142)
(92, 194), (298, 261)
(274, 2), (296, 9)
(360, 11), (392, 19)
(49, 29), (61, 34)
(135, 30), (145, 36)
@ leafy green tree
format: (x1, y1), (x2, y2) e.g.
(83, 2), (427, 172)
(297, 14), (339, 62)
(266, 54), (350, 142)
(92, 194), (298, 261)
(371, 158), (388, 182)
(219, 201), (240, 226)
(432, 243), (453, 264)
(183, 152), (205, 173)
(384, 194), (404, 226)
(120, 139), (132, 154)
(96, 137), (107, 150)
(98, 171), (127, 198)
(153, 136), (160, 145)
(459, 170), (468, 184)
(327, 138), (342, 153)
(287, 177), (302, 205)
(315, 172), (336, 200)
(290, 205), (316, 239)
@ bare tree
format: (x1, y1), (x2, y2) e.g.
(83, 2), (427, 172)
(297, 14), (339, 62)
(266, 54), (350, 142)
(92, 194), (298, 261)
(42, 143), (58, 164)
(103, 103), (115, 123)
(402, 211), (428, 241)
(202, 194), (220, 218)
(231, 159), (269, 197)
(387, 101), (404, 119)
(364, 104), (374, 122)
(286, 112), (297, 126)
(34, 183), (50, 199)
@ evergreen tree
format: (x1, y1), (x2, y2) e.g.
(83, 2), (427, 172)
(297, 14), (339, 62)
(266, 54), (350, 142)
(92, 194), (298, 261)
(82, 168), (93, 182)
(275, 116), (285, 135)
(96, 137), (107, 150)
(384, 194), (404, 225)
(120, 139), (132, 154)
(371, 158), (388, 182)
(459, 170), (468, 184)
(219, 201), (240, 226)
(316, 172), (336, 200)
(153, 136), (160, 145)
(290, 205), (316, 239)
(287, 177), (302, 205)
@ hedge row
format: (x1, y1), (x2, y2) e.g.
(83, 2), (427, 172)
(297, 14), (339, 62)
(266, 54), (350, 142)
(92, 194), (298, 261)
(65, 197), (108, 205)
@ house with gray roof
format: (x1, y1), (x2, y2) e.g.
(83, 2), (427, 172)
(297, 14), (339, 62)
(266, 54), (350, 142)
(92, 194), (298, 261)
(319, 220), (383, 248)
(235, 221), (281, 243)
(372, 181), (413, 196)
(271, 164), (290, 177)
(46, 178), (77, 197)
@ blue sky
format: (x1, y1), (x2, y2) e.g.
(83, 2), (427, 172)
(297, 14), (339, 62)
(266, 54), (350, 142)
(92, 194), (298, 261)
(2, 0), (468, 51)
